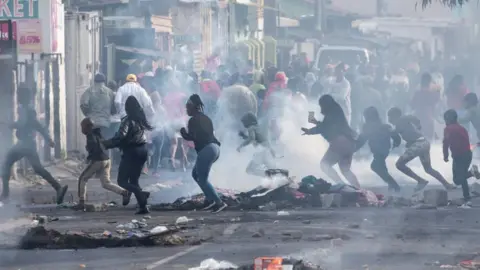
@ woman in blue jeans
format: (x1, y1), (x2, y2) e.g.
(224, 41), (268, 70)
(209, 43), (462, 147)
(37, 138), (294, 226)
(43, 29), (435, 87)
(180, 94), (227, 213)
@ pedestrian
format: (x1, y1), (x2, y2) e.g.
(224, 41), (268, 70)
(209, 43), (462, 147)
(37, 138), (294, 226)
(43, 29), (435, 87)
(149, 91), (167, 176)
(410, 73), (440, 140)
(460, 93), (480, 142)
(237, 112), (275, 177)
(326, 63), (351, 124)
(103, 96), (152, 214)
(75, 118), (127, 210)
(180, 94), (227, 213)
(443, 109), (480, 208)
(301, 94), (360, 188)
(388, 107), (455, 191)
(356, 106), (401, 192)
(0, 85), (68, 203)
(80, 73), (116, 138)
(115, 74), (155, 122)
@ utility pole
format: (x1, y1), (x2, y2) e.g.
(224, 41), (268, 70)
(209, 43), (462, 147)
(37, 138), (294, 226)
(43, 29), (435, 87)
(314, 0), (325, 32)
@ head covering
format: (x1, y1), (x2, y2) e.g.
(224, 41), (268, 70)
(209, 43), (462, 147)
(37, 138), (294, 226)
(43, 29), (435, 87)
(275, 71), (287, 82)
(94, 73), (106, 83)
(126, 74), (137, 82)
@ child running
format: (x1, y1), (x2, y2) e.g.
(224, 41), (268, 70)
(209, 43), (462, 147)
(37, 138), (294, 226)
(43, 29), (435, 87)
(237, 112), (276, 177)
(443, 109), (480, 208)
(75, 118), (128, 210)
(388, 107), (455, 191)
(356, 106), (401, 192)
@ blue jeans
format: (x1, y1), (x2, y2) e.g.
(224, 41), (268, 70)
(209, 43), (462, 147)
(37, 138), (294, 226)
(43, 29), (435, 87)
(192, 143), (221, 204)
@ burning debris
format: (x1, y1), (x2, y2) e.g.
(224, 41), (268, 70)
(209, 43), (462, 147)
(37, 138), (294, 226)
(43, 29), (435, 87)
(189, 257), (324, 270)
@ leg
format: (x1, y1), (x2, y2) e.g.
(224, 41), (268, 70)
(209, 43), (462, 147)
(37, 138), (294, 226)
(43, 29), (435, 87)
(1, 144), (27, 199)
(320, 146), (344, 184)
(338, 152), (360, 188)
(98, 160), (126, 196)
(371, 153), (400, 191)
(194, 144), (222, 204)
(418, 141), (453, 189)
(117, 155), (142, 195)
(395, 141), (429, 187)
(170, 136), (178, 170)
(453, 152), (472, 202)
(179, 138), (190, 170)
(77, 161), (101, 202)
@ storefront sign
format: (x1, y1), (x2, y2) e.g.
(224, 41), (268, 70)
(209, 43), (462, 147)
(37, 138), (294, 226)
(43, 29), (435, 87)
(17, 19), (41, 53)
(0, 0), (39, 19)
(0, 20), (16, 40)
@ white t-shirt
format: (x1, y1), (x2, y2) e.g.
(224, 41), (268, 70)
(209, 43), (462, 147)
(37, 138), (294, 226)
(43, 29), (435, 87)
(113, 82), (155, 122)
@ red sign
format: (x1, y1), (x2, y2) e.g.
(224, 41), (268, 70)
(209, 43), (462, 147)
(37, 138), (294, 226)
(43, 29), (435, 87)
(0, 20), (16, 40)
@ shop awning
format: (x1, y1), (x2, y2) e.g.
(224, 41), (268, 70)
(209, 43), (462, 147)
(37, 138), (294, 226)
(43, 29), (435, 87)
(114, 45), (170, 59)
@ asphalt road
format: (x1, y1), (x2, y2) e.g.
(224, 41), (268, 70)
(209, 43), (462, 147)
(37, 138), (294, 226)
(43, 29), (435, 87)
(1, 206), (480, 270)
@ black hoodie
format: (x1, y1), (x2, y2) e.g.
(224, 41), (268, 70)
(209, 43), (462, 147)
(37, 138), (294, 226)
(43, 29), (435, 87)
(86, 128), (109, 161)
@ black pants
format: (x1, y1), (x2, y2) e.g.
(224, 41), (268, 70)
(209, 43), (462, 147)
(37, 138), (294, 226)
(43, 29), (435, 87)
(371, 153), (400, 189)
(452, 151), (472, 201)
(2, 142), (61, 197)
(117, 145), (148, 204)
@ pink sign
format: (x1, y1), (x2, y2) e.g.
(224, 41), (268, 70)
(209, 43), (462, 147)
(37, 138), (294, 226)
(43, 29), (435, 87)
(17, 19), (42, 53)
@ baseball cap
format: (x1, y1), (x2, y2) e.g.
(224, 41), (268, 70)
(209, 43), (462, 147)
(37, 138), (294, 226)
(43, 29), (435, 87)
(126, 74), (137, 82)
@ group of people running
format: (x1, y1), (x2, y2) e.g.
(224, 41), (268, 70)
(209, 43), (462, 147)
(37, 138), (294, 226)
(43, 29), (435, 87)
(2, 58), (480, 213)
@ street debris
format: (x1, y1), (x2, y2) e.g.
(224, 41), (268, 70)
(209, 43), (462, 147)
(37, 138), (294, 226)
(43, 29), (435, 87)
(277, 211), (290, 216)
(150, 226), (169, 234)
(423, 189), (448, 207)
(189, 258), (238, 270)
(176, 216), (191, 224)
(19, 225), (184, 249)
(281, 230), (303, 240)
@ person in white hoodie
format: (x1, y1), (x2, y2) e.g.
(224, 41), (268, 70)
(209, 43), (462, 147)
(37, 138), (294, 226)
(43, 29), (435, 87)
(326, 63), (351, 124)
(114, 74), (155, 121)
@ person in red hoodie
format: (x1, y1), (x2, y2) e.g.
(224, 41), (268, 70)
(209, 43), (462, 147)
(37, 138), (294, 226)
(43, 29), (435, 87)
(443, 109), (480, 208)
(411, 73), (440, 140)
(264, 71), (287, 110)
(445, 75), (469, 110)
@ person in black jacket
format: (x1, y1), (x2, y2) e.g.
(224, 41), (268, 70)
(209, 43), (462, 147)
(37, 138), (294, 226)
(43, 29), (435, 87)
(103, 96), (152, 214)
(75, 118), (127, 210)
(180, 94), (227, 213)
(356, 106), (401, 192)
(1, 85), (68, 204)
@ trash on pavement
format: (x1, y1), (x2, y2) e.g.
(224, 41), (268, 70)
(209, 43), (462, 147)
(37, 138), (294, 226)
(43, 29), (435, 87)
(188, 258), (238, 270)
(102, 231), (112, 237)
(460, 259), (480, 269)
(150, 226), (169, 234)
(176, 216), (190, 224)
(277, 211), (290, 216)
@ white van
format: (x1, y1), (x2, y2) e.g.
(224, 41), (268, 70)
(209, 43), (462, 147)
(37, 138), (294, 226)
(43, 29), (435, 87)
(314, 46), (370, 70)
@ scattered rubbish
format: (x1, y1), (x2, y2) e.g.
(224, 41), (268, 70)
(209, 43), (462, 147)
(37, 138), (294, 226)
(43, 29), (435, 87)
(347, 223), (360, 229)
(252, 229), (265, 238)
(460, 259), (480, 269)
(412, 204), (437, 209)
(150, 226), (169, 234)
(258, 202), (277, 211)
(230, 217), (241, 222)
(364, 233), (376, 239)
(307, 234), (334, 241)
(302, 220), (311, 224)
(176, 216), (190, 224)
(330, 238), (344, 248)
(277, 211), (290, 216)
(440, 265), (455, 269)
(189, 258), (238, 270)
(281, 230), (302, 240)
(116, 230), (127, 234)
(102, 231), (112, 237)
(107, 221), (117, 224)
(273, 220), (279, 224)
(31, 220), (39, 227)
(79, 264), (86, 268)
(362, 265), (369, 270)
(143, 215), (152, 219)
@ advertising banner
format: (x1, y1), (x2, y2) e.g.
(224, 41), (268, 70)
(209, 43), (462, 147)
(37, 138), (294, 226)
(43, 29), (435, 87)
(0, 0), (39, 19)
(16, 19), (41, 53)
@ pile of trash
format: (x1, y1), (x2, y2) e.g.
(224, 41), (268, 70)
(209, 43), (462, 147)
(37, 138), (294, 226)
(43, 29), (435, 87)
(19, 224), (185, 249)
(151, 169), (385, 211)
(189, 257), (323, 270)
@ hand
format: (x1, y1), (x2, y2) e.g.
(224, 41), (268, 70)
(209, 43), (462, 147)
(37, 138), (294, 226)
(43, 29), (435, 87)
(49, 139), (55, 148)
(308, 116), (318, 125)
(444, 157), (449, 163)
(301, 127), (309, 135)
(180, 127), (187, 137)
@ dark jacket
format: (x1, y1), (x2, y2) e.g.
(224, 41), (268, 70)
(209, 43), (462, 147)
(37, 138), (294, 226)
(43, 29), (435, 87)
(86, 128), (109, 161)
(12, 104), (51, 146)
(103, 116), (147, 150)
(181, 112), (220, 153)
(357, 121), (401, 155)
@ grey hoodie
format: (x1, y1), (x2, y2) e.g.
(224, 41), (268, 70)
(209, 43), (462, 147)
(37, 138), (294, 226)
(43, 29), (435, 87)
(80, 83), (115, 128)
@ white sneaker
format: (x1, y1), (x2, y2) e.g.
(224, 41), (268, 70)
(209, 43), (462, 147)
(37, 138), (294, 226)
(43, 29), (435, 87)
(459, 201), (472, 209)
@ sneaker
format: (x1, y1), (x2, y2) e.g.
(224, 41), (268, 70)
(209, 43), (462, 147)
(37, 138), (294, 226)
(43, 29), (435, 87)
(459, 202), (472, 209)
(122, 192), (132, 206)
(211, 202), (227, 214)
(445, 183), (457, 190)
(201, 201), (216, 211)
(414, 180), (429, 192)
(388, 184), (401, 193)
(72, 201), (85, 211)
(471, 165), (480, 179)
(56, 185), (68, 205)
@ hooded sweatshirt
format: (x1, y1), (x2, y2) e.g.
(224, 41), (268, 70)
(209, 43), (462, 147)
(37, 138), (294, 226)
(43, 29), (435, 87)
(249, 70), (266, 94)
(80, 83), (115, 128)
